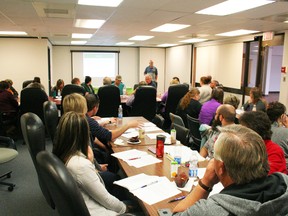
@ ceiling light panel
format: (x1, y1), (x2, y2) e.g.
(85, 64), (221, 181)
(196, 0), (274, 16)
(78, 0), (123, 7)
(75, 19), (105, 29)
(157, 44), (178, 47)
(116, 42), (135, 45)
(129, 35), (154, 41)
(71, 41), (87, 45)
(72, 33), (92, 38)
(216, 29), (259, 36)
(179, 38), (208, 43)
(151, 24), (190, 32)
(0, 31), (27, 35)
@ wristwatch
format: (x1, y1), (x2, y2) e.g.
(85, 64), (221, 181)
(198, 179), (213, 192)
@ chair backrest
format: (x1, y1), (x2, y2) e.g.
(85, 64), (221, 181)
(130, 86), (157, 121)
(152, 114), (165, 129)
(186, 114), (201, 151)
(43, 101), (58, 142)
(20, 112), (55, 209)
(20, 87), (48, 123)
(172, 123), (190, 146)
(163, 84), (189, 128)
(36, 151), (90, 216)
(169, 112), (185, 127)
(22, 80), (33, 89)
(97, 85), (121, 117)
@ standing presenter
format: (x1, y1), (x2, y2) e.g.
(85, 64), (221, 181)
(144, 60), (158, 88)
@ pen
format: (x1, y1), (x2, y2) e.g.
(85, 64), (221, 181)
(168, 195), (186, 203)
(128, 157), (141, 160)
(141, 180), (158, 188)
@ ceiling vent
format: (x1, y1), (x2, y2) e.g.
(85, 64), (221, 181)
(33, 2), (75, 18)
(44, 8), (69, 15)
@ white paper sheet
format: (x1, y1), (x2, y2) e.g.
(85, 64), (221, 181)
(111, 149), (148, 160)
(126, 155), (162, 168)
(164, 146), (205, 163)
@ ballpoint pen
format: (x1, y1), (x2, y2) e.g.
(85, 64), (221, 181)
(128, 157), (141, 160)
(140, 180), (158, 188)
(168, 195), (186, 203)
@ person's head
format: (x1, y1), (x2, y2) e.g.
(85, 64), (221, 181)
(239, 111), (272, 140)
(200, 76), (211, 85)
(172, 77), (180, 83)
(103, 76), (112, 85)
(223, 95), (240, 109)
(170, 79), (179, 85)
(214, 124), (269, 185)
(211, 88), (224, 104)
(179, 87), (200, 109)
(210, 80), (219, 89)
(53, 111), (89, 163)
(114, 75), (122, 86)
(63, 93), (87, 114)
(71, 77), (81, 85)
(85, 93), (100, 116)
(0, 81), (9, 91)
(5, 79), (13, 87)
(145, 74), (152, 84)
(56, 79), (64, 90)
(249, 87), (262, 103)
(266, 101), (286, 123)
(214, 104), (236, 126)
(85, 76), (92, 84)
(149, 60), (154, 67)
(138, 81), (147, 86)
(28, 82), (43, 89)
(33, 77), (41, 83)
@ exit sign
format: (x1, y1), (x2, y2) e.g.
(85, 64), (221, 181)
(263, 32), (274, 41)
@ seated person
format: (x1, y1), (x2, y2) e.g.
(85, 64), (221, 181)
(27, 76), (45, 91)
(239, 111), (287, 175)
(81, 76), (95, 94)
(200, 104), (236, 159)
(126, 81), (147, 107)
(5, 79), (18, 99)
(103, 77), (112, 85)
(173, 124), (288, 215)
(113, 75), (125, 95)
(175, 87), (202, 127)
(266, 101), (288, 169)
(53, 112), (127, 215)
(209, 79), (219, 89)
(144, 74), (157, 88)
(71, 77), (81, 85)
(199, 88), (224, 125)
(243, 87), (266, 112)
(50, 79), (64, 97)
(223, 94), (240, 124)
(198, 76), (212, 104)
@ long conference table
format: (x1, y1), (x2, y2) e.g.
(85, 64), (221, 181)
(109, 117), (188, 216)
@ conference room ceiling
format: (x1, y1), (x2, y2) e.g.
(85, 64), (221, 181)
(0, 0), (288, 47)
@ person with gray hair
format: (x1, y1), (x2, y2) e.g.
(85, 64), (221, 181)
(173, 124), (288, 216)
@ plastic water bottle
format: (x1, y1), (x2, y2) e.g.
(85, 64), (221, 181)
(189, 151), (198, 178)
(57, 89), (61, 97)
(118, 105), (123, 119)
(252, 104), (256, 111)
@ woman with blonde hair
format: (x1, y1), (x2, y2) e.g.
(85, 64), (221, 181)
(176, 87), (202, 127)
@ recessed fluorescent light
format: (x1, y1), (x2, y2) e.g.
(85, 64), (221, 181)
(78, 0), (123, 7)
(116, 42), (135, 45)
(216, 29), (259, 36)
(284, 20), (288, 23)
(128, 35), (154, 41)
(157, 44), (178, 47)
(71, 41), (87, 45)
(0, 31), (27, 35)
(151, 24), (190, 32)
(179, 38), (208, 43)
(72, 33), (92, 39)
(196, 0), (274, 16)
(75, 19), (105, 29)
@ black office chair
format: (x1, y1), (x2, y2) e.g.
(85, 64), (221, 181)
(152, 114), (165, 129)
(130, 86), (157, 121)
(20, 87), (48, 123)
(20, 112), (55, 209)
(169, 112), (185, 127)
(97, 85), (121, 117)
(171, 123), (190, 146)
(36, 151), (90, 216)
(22, 80), (33, 89)
(186, 114), (202, 151)
(43, 101), (58, 142)
(0, 136), (18, 191)
(0, 111), (19, 137)
(163, 84), (189, 129)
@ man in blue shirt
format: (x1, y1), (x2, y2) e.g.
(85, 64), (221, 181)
(113, 75), (125, 95)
